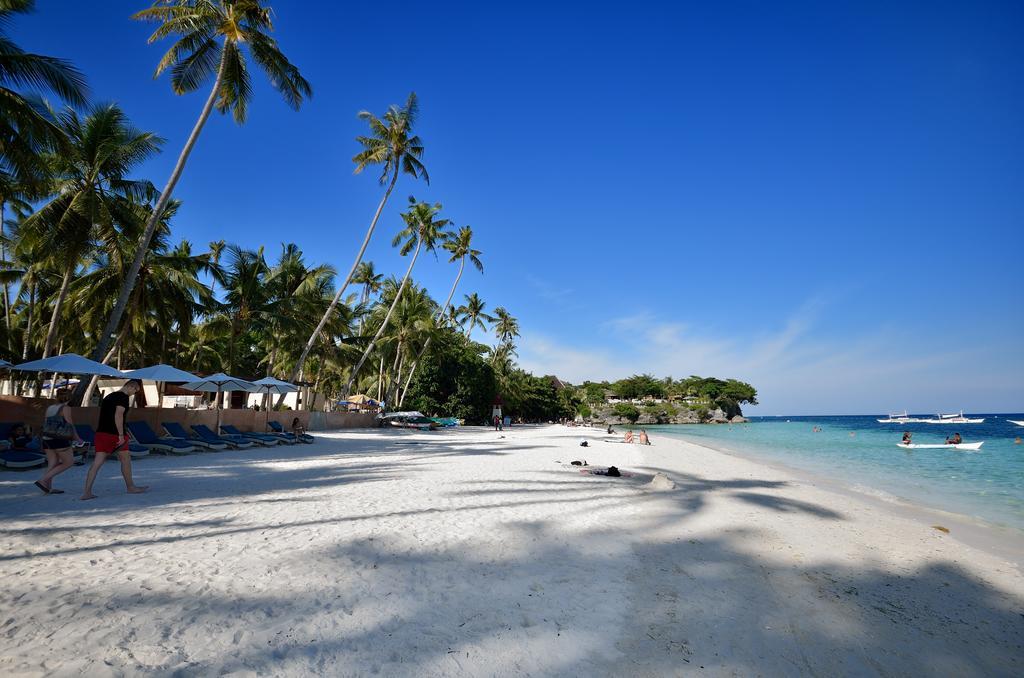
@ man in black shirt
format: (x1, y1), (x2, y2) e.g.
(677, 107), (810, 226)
(81, 379), (148, 500)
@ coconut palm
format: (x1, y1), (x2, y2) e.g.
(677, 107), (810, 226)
(352, 260), (383, 334)
(20, 103), (161, 358)
(397, 225), (483, 405)
(492, 307), (520, 345)
(287, 92), (427, 393)
(0, 0), (88, 194)
(457, 292), (491, 339)
(88, 0), (311, 373)
(343, 197), (450, 396)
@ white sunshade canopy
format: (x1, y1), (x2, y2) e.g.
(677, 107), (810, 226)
(252, 376), (299, 394)
(123, 364), (200, 383)
(180, 373), (258, 393)
(12, 353), (126, 377)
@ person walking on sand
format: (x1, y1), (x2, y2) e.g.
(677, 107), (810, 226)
(81, 380), (148, 500)
(34, 391), (84, 494)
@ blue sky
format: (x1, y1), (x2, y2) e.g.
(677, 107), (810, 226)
(18, 1), (1024, 414)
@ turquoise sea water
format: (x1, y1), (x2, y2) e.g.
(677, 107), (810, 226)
(648, 415), (1024, 531)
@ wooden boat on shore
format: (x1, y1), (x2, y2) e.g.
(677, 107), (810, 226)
(897, 442), (983, 451)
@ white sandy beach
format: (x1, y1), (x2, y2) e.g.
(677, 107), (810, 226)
(0, 425), (1021, 677)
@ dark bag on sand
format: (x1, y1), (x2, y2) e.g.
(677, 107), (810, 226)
(43, 405), (74, 441)
(606, 466), (621, 477)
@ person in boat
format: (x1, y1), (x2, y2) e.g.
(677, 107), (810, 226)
(624, 430), (634, 444)
(946, 432), (962, 445)
(902, 431), (912, 445)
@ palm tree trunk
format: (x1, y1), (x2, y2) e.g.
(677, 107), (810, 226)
(81, 318), (131, 406)
(398, 256), (466, 407)
(280, 167), (400, 406)
(376, 355), (384, 402)
(41, 265), (73, 358)
(83, 49), (228, 382)
(343, 236), (421, 397)
(1, 197), (11, 354)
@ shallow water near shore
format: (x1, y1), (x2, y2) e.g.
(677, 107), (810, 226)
(648, 414), (1024, 531)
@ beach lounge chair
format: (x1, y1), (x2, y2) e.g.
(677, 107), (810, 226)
(268, 420), (313, 443)
(220, 424), (284, 446)
(0, 422), (45, 468)
(126, 421), (195, 455)
(76, 424), (150, 459)
(162, 422), (228, 451)
(191, 424), (254, 449)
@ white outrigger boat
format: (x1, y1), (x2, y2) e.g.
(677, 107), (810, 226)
(920, 411), (984, 424)
(1009, 420), (1024, 427)
(381, 411), (439, 431)
(897, 441), (983, 451)
(877, 411), (925, 424)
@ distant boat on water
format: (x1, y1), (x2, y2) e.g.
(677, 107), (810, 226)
(877, 411), (924, 424)
(1009, 420), (1024, 427)
(898, 441), (984, 451)
(921, 411), (984, 424)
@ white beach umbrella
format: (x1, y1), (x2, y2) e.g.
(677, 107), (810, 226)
(252, 376), (298, 430)
(180, 373), (258, 433)
(123, 364), (201, 409)
(12, 353), (126, 377)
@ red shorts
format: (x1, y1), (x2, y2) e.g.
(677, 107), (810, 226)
(94, 432), (129, 454)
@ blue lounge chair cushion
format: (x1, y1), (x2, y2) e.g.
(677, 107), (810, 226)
(126, 421), (194, 450)
(0, 449), (46, 468)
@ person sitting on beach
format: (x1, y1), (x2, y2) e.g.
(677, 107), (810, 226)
(946, 432), (962, 445)
(8, 424), (32, 449)
(607, 425), (614, 435)
(902, 431), (912, 445)
(624, 430), (634, 444)
(292, 417), (307, 436)
(639, 429), (650, 445)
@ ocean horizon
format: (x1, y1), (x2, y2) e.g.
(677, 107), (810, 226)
(648, 414), (1024, 532)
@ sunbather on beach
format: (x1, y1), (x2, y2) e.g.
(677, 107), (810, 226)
(7, 424), (32, 449)
(624, 430), (634, 444)
(81, 380), (148, 500)
(639, 429), (650, 445)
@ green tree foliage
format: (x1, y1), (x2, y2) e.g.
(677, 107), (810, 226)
(612, 402), (641, 423)
(403, 330), (496, 424)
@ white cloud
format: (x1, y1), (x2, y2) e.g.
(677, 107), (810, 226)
(516, 300), (1023, 415)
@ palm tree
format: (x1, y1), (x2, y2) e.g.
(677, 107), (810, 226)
(397, 225), (483, 405)
(352, 260), (383, 334)
(343, 197), (450, 397)
(0, 0), (88, 190)
(88, 0), (311, 374)
(287, 92), (427, 393)
(20, 104), (161, 358)
(492, 307), (520, 345)
(457, 292), (491, 338)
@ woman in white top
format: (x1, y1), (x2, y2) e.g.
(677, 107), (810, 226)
(35, 391), (83, 494)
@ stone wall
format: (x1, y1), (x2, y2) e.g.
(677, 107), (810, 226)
(0, 395), (378, 433)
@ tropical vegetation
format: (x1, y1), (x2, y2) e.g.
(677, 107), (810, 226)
(0, 0), (576, 423)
